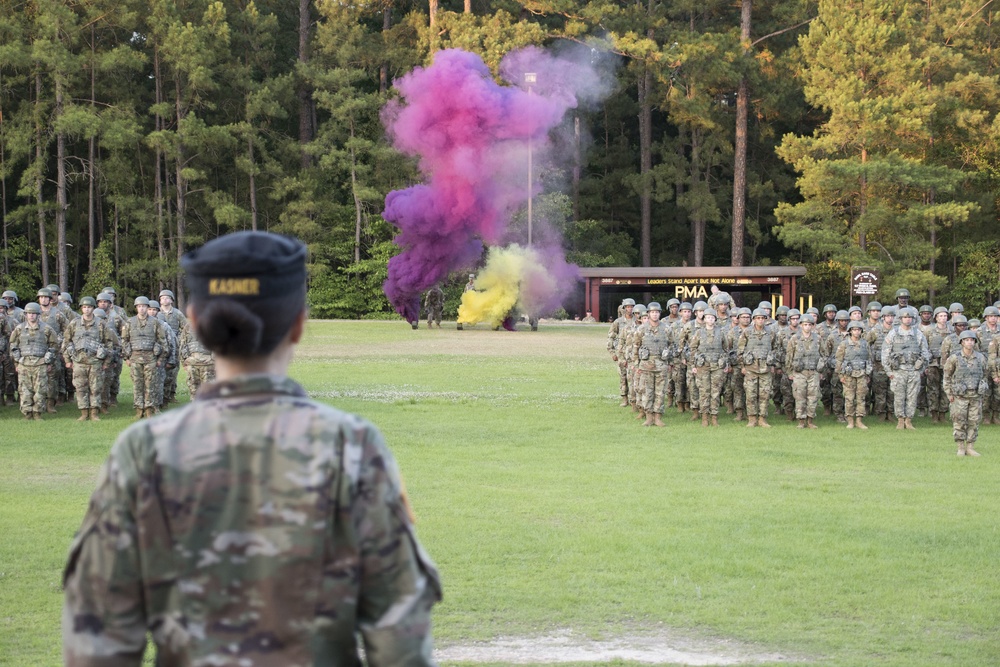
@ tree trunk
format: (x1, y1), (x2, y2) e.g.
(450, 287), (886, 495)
(298, 0), (313, 168)
(36, 71), (49, 286)
(690, 128), (704, 267)
(249, 136), (258, 231)
(572, 115), (581, 222)
(638, 64), (652, 268)
(731, 0), (751, 267)
(155, 45), (166, 263)
(175, 79), (187, 270)
(380, 4), (392, 94)
(56, 80), (68, 290)
(88, 23), (96, 269)
(429, 0), (438, 53)
(464, 0), (471, 13)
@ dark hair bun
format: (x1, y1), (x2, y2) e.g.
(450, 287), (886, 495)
(194, 299), (265, 357)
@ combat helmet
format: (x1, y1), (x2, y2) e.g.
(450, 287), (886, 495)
(703, 308), (718, 320)
(23, 302), (41, 314)
(968, 318), (981, 328)
(847, 321), (864, 332)
(693, 301), (707, 312)
(159, 289), (176, 300)
(739, 307), (752, 317)
(134, 296), (150, 306)
(36, 287), (52, 299)
(633, 304), (647, 315)
(759, 300), (773, 311)
(952, 314), (968, 325)
(822, 303), (837, 314)
(835, 310), (849, 321)
(622, 298), (636, 307)
(881, 306), (897, 318)
(679, 302), (693, 311)
(96, 292), (113, 304)
(895, 288), (911, 299)
(2, 290), (17, 302)
(776, 305), (790, 316)
(800, 313), (816, 324)
(918, 304), (933, 314)
(94, 308), (106, 319)
(647, 302), (662, 312)
(79, 296), (97, 307)
(148, 299), (160, 311)
(949, 302), (964, 313)
(788, 308), (801, 318)
(959, 330), (978, 341)
(867, 301), (882, 312)
(666, 298), (680, 307)
(848, 305), (863, 315)
(984, 306), (1000, 318)
(752, 308), (767, 319)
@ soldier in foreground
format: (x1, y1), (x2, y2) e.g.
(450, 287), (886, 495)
(63, 230), (441, 666)
(943, 330), (987, 456)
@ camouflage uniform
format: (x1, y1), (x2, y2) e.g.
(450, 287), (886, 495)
(635, 319), (670, 419)
(943, 344), (987, 455)
(825, 326), (849, 422)
(727, 322), (749, 419)
(424, 285), (444, 327)
(179, 321), (216, 398)
(882, 326), (930, 422)
(63, 314), (116, 414)
(836, 335), (872, 418)
(39, 302), (70, 404)
(98, 297), (127, 406)
(9, 317), (59, 417)
(976, 320), (1000, 422)
(776, 324), (799, 417)
(865, 321), (897, 419)
(120, 314), (168, 412)
(668, 318), (693, 411)
(737, 324), (780, 422)
(923, 322), (951, 420)
(63, 374), (441, 665)
(0, 310), (11, 405)
(158, 305), (187, 404)
(787, 331), (827, 420)
(690, 324), (730, 419)
(608, 307), (633, 405)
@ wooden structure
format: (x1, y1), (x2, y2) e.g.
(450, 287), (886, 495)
(579, 266), (808, 321)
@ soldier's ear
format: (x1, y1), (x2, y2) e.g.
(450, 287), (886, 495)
(288, 308), (307, 345)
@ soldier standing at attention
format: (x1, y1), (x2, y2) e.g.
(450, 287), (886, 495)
(690, 308), (731, 426)
(836, 321), (872, 429)
(635, 301), (669, 427)
(882, 306), (930, 430)
(63, 296), (116, 422)
(865, 306), (896, 421)
(626, 304), (647, 414)
(120, 295), (168, 418)
(727, 307), (752, 421)
(609, 298), (635, 407)
(669, 302), (694, 414)
(0, 301), (11, 406)
(38, 287), (70, 408)
(738, 308), (781, 428)
(787, 313), (826, 429)
(943, 330), (988, 457)
(179, 319), (216, 398)
(9, 302), (59, 420)
(148, 300), (176, 410)
(424, 284), (444, 328)
(63, 230), (441, 665)
(923, 307), (951, 424)
(976, 306), (1000, 424)
(157, 289), (187, 405)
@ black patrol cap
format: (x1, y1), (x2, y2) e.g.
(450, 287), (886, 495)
(181, 231), (306, 302)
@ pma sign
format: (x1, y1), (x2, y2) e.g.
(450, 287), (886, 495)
(852, 267), (880, 296)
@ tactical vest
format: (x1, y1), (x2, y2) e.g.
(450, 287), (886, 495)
(183, 331), (213, 363)
(128, 317), (159, 352)
(15, 324), (49, 358)
(868, 325), (893, 364)
(923, 325), (948, 365)
(839, 339), (870, 376)
(791, 334), (822, 372)
(39, 308), (64, 336)
(742, 328), (774, 366)
(694, 327), (727, 367)
(950, 352), (986, 397)
(71, 319), (105, 362)
(639, 323), (669, 362)
(978, 325), (1000, 354)
(887, 330), (922, 369)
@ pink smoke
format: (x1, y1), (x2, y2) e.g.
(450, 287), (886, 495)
(382, 47), (600, 322)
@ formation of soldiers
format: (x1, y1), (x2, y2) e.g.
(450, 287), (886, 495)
(0, 286), (215, 421)
(609, 288), (997, 456)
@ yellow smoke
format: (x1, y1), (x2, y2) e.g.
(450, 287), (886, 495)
(458, 245), (532, 327)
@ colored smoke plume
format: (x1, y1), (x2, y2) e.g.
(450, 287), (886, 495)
(381, 47), (608, 323)
(457, 244), (581, 328)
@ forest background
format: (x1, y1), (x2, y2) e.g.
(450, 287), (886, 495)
(1, 0), (999, 319)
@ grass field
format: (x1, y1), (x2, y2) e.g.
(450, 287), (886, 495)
(1, 320), (999, 666)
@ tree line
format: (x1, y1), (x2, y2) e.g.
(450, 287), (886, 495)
(1, 0), (998, 317)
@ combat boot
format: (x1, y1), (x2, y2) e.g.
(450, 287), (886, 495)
(701, 413), (709, 427)
(956, 441), (966, 457)
(904, 418), (916, 430)
(711, 415), (719, 427)
(786, 407), (794, 421)
(636, 408), (646, 421)
(797, 419), (806, 429)
(32, 412), (42, 421)
(824, 406), (831, 416)
(837, 414), (847, 424)
(653, 413), (666, 428)
(23, 412), (32, 421)
(807, 417), (818, 429)
(746, 416), (757, 428)
(690, 408), (700, 421)
(90, 408), (101, 421)
(757, 416), (771, 428)
(734, 409), (745, 422)
(46, 399), (56, 414)
(897, 417), (906, 430)
(855, 417), (868, 430)
(678, 402), (686, 414)
(619, 397), (629, 408)
(724, 399), (733, 414)
(77, 409), (89, 422)
(135, 407), (144, 419)
(643, 412), (655, 427)
(846, 417), (854, 429)
(966, 443), (981, 457)
(100, 405), (108, 414)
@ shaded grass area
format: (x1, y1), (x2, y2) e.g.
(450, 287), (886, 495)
(2, 320), (999, 666)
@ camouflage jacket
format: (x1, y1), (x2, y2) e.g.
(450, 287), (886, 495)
(63, 373), (441, 667)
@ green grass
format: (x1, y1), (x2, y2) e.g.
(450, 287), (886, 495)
(2, 320), (999, 666)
